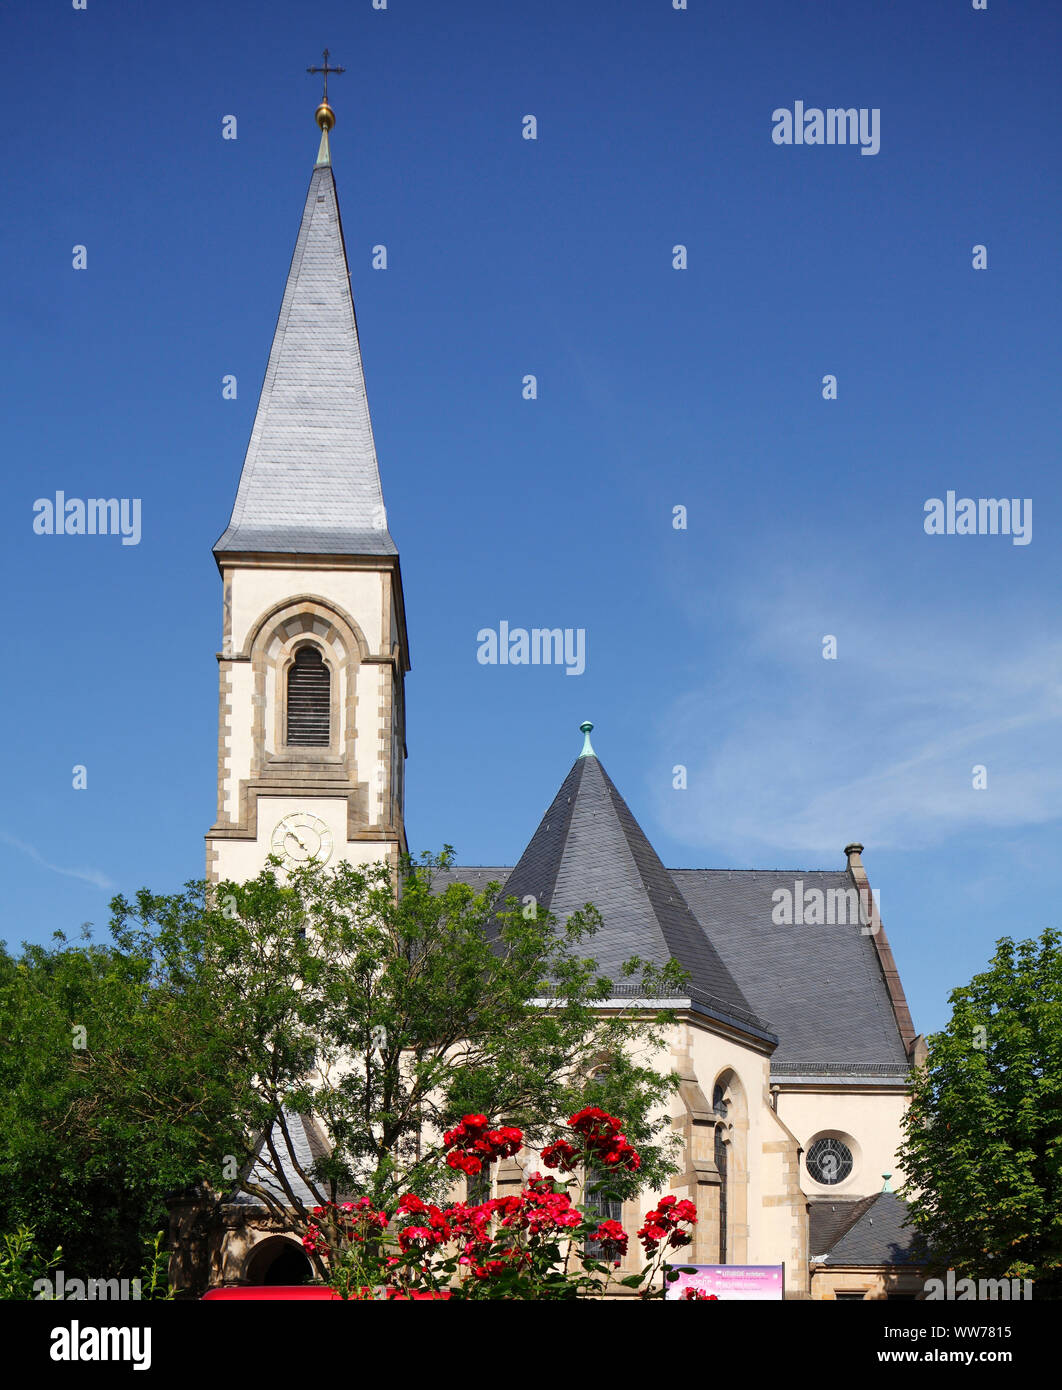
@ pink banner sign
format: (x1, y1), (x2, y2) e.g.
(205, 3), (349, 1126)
(666, 1264), (785, 1301)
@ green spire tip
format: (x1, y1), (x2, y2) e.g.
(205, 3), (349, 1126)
(315, 126), (331, 167)
(579, 721), (595, 758)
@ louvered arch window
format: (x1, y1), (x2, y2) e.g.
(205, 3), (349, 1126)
(286, 645), (330, 746)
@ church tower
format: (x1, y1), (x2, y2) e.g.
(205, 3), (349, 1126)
(206, 93), (409, 885)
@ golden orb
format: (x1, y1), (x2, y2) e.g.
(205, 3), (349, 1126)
(315, 101), (335, 132)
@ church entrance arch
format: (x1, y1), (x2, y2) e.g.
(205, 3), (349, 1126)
(244, 1236), (313, 1286)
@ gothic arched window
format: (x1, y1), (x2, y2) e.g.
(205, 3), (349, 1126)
(713, 1084), (728, 1264)
(583, 1168), (624, 1260)
(286, 645), (330, 746)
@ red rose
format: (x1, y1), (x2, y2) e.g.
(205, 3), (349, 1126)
(397, 1225), (435, 1252)
(590, 1219), (629, 1257)
(541, 1139), (580, 1172)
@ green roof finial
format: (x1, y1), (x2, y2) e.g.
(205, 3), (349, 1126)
(579, 721), (596, 758)
(881, 1172), (893, 1193)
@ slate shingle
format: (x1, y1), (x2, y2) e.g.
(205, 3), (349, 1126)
(469, 754), (775, 1043)
(436, 861), (912, 1069)
(215, 164), (396, 558)
(808, 1195), (878, 1256)
(671, 869), (910, 1069)
(815, 1192), (924, 1266)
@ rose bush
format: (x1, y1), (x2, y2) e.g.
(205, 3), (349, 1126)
(307, 1111), (702, 1300)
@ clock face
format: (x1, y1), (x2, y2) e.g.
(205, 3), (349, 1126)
(271, 812), (334, 869)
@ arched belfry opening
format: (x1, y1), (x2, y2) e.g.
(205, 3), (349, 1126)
(286, 645), (330, 747)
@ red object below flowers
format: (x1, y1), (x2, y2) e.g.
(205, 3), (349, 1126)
(202, 1285), (450, 1300)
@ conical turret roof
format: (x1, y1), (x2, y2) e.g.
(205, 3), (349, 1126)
(499, 728), (776, 1043)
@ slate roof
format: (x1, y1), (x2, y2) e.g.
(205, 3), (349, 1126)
(670, 870), (910, 1070)
(230, 1111), (331, 1208)
(442, 752), (776, 1044)
(435, 861), (910, 1070)
(215, 162), (396, 558)
(808, 1195), (878, 1255)
(811, 1193), (924, 1266)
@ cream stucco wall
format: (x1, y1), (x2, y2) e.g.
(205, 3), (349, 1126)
(680, 1022), (808, 1291)
(775, 1088), (909, 1201)
(215, 796), (396, 884)
(227, 567), (387, 657)
(207, 559), (406, 885)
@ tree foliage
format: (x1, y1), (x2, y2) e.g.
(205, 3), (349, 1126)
(1, 851), (684, 1281)
(899, 927), (1062, 1295)
(0, 916), (250, 1279)
(180, 852), (684, 1222)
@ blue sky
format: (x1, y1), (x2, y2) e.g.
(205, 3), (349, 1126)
(1, 0), (1059, 1039)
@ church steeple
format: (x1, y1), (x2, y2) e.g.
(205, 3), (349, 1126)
(215, 85), (395, 559)
(207, 82), (409, 885)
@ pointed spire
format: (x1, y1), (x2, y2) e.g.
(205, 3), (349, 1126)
(578, 720), (595, 758)
(215, 109), (395, 558)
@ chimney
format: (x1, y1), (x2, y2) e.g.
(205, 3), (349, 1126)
(843, 840), (918, 1055)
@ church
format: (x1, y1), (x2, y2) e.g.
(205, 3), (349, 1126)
(190, 92), (925, 1300)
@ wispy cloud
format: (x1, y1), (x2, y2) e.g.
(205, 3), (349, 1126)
(0, 831), (115, 892)
(654, 577), (1062, 858)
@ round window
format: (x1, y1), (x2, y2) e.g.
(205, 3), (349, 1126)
(806, 1136), (853, 1186)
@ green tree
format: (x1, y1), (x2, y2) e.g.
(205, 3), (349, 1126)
(1, 851), (683, 1285)
(0, 1227), (61, 1301)
(141, 852), (685, 1225)
(899, 927), (1062, 1296)
(0, 918), (251, 1281)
